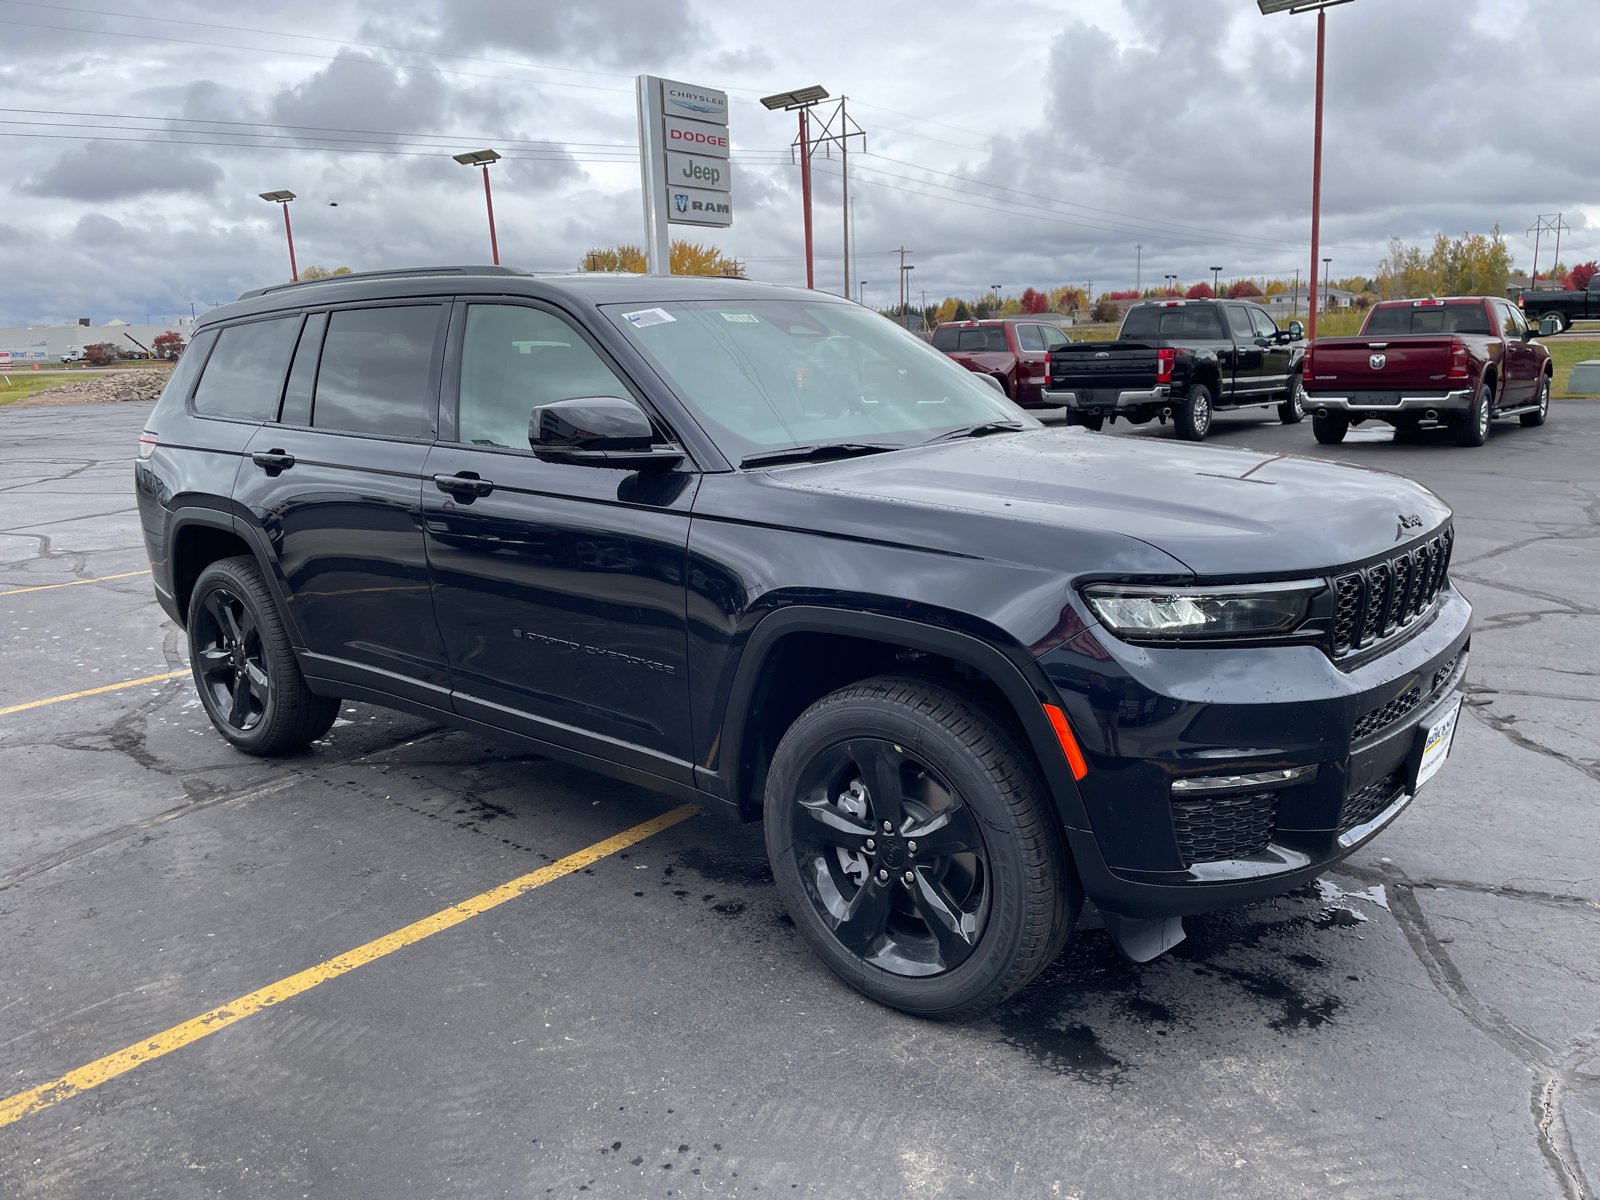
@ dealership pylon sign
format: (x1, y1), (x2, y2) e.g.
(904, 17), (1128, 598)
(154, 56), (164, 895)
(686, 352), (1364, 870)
(636, 75), (732, 273)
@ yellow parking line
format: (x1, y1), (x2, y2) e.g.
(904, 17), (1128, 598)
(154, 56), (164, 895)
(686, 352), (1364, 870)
(0, 802), (698, 1128)
(0, 569), (151, 596)
(0, 670), (189, 717)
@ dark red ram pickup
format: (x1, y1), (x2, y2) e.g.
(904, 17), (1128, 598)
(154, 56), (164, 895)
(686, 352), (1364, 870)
(1303, 296), (1552, 447)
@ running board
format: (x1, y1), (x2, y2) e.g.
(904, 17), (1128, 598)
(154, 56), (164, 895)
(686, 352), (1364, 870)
(1494, 405), (1541, 417)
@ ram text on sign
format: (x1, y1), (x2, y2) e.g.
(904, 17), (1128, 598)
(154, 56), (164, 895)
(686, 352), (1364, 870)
(670, 186), (733, 227)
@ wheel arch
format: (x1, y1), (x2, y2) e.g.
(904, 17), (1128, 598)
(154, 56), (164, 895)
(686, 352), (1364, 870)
(702, 606), (1091, 834)
(167, 512), (254, 626)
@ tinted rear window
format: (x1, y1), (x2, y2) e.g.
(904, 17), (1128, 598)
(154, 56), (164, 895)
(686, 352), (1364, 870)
(957, 327), (1009, 352)
(312, 306), (442, 438)
(1120, 306), (1224, 340)
(191, 317), (300, 420)
(931, 327), (960, 350)
(1362, 302), (1491, 336)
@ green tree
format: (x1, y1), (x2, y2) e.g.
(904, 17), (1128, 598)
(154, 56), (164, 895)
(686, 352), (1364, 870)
(953, 300), (972, 321)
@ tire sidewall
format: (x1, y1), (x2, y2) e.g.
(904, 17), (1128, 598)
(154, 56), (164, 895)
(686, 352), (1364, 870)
(1280, 376), (1306, 423)
(1182, 384), (1212, 440)
(188, 559), (295, 754)
(764, 689), (1043, 1017)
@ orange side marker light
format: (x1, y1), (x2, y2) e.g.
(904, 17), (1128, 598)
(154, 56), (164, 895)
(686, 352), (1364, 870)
(1043, 704), (1089, 780)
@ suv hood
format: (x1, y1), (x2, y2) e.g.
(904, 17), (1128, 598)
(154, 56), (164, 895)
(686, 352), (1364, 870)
(772, 429), (1450, 576)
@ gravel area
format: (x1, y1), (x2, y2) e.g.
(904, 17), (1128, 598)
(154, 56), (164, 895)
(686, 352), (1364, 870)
(10, 369), (170, 406)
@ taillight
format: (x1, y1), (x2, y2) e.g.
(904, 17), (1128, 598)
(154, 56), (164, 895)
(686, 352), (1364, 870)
(137, 432), (158, 460)
(1448, 340), (1469, 380)
(1302, 345), (1313, 374)
(1516, 295), (1525, 309)
(1156, 347), (1176, 383)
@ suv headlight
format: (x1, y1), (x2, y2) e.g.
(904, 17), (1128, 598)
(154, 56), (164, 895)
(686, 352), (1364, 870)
(1081, 579), (1325, 641)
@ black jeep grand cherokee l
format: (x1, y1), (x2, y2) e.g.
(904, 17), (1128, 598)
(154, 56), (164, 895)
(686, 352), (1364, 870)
(136, 267), (1470, 1019)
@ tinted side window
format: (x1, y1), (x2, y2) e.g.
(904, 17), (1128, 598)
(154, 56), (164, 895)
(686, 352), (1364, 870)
(931, 327), (959, 351)
(191, 317), (300, 421)
(457, 305), (634, 449)
(1041, 326), (1070, 349)
(313, 306), (443, 438)
(278, 312), (327, 427)
(1016, 324), (1044, 351)
(1225, 307), (1254, 339)
(156, 327), (218, 407)
(1249, 308), (1279, 339)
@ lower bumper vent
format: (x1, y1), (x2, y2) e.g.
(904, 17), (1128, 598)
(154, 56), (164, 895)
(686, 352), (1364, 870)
(1172, 790), (1279, 867)
(1339, 769), (1406, 832)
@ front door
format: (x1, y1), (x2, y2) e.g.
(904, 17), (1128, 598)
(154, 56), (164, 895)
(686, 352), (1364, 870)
(236, 303), (451, 707)
(422, 300), (698, 783)
(1249, 306), (1295, 397)
(1223, 305), (1265, 401)
(1494, 300), (1536, 405)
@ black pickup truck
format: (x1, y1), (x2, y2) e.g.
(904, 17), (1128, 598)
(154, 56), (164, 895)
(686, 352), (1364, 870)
(1517, 276), (1600, 332)
(1045, 299), (1307, 440)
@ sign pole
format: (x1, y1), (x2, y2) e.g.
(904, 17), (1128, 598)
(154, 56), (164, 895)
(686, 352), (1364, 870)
(637, 76), (671, 275)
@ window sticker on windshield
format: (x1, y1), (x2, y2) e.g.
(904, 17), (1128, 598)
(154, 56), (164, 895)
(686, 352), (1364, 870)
(622, 307), (676, 329)
(720, 312), (760, 323)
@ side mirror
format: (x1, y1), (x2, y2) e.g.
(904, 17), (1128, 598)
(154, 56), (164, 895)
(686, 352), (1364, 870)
(528, 396), (683, 470)
(976, 373), (1006, 395)
(1288, 321), (1305, 341)
(1538, 316), (1561, 336)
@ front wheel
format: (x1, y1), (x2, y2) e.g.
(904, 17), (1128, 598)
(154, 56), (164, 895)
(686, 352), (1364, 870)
(1312, 411), (1349, 444)
(1454, 383), (1493, 446)
(188, 556), (339, 755)
(1521, 377), (1550, 427)
(765, 677), (1080, 1020)
(1176, 384), (1213, 441)
(1278, 376), (1306, 424)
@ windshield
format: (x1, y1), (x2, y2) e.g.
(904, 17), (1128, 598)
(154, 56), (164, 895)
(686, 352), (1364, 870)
(603, 299), (1032, 462)
(1362, 302), (1491, 336)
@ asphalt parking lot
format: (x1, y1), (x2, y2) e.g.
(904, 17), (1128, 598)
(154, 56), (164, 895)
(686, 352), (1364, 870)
(2, 400), (1597, 1199)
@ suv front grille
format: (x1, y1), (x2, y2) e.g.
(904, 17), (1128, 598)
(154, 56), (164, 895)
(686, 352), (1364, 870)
(1172, 790), (1279, 867)
(1332, 527), (1454, 658)
(1351, 648), (1465, 742)
(1339, 769), (1406, 832)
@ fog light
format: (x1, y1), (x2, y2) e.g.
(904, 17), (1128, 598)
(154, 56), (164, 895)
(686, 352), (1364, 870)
(1170, 765), (1318, 795)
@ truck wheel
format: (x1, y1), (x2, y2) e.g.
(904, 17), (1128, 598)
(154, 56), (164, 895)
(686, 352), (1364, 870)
(1521, 377), (1549, 427)
(1454, 384), (1493, 447)
(764, 676), (1080, 1020)
(188, 556), (339, 755)
(1312, 412), (1348, 444)
(1278, 376), (1306, 424)
(1176, 384), (1213, 441)
(1536, 311), (1568, 334)
(1069, 413), (1104, 432)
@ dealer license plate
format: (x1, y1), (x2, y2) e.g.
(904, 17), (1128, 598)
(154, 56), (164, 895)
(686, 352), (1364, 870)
(1415, 694), (1462, 790)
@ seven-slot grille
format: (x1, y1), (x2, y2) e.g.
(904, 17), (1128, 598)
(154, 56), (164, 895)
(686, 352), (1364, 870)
(1332, 527), (1454, 657)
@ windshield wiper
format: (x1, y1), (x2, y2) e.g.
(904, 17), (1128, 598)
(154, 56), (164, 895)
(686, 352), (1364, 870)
(739, 442), (902, 469)
(923, 420), (1027, 444)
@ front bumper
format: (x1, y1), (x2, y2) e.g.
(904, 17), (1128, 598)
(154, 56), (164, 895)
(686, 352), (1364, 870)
(1308, 389), (1471, 414)
(1042, 385), (1170, 411)
(1040, 588), (1472, 919)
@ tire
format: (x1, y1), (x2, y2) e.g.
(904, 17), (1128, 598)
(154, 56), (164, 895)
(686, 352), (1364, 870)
(188, 556), (339, 755)
(1069, 412), (1104, 432)
(1175, 383), (1213, 441)
(1312, 411), (1349, 444)
(1278, 375), (1306, 424)
(1454, 383), (1493, 447)
(1521, 376), (1550, 427)
(764, 676), (1081, 1020)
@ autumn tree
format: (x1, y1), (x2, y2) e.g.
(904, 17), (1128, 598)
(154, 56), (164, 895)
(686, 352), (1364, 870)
(152, 331), (185, 360)
(1089, 298), (1121, 323)
(933, 297), (960, 324)
(81, 342), (119, 366)
(1185, 282), (1212, 299)
(1019, 287), (1050, 314)
(1049, 286), (1085, 313)
(1374, 226), (1513, 299)
(1568, 261), (1597, 291)
(300, 265), (353, 279)
(579, 241), (744, 277)
(1226, 280), (1263, 299)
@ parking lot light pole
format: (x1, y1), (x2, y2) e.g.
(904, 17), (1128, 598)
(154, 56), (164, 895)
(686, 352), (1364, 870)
(761, 87), (830, 290)
(453, 150), (503, 265)
(1323, 257), (1333, 313)
(1259, 0), (1355, 342)
(1211, 267), (1223, 296)
(258, 191), (298, 281)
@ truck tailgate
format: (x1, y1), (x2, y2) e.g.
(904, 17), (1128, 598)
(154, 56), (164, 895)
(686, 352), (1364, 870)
(1051, 342), (1160, 390)
(1307, 336), (1455, 389)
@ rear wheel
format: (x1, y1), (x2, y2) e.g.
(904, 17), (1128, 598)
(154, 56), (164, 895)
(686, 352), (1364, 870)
(1454, 383), (1493, 446)
(764, 676), (1080, 1020)
(1176, 384), (1213, 441)
(1312, 411), (1349, 444)
(188, 556), (338, 755)
(1536, 311), (1568, 334)
(1278, 375), (1306, 424)
(1521, 377), (1550, 427)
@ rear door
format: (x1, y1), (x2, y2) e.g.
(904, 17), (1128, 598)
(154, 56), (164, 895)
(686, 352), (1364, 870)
(421, 299), (697, 783)
(236, 303), (450, 708)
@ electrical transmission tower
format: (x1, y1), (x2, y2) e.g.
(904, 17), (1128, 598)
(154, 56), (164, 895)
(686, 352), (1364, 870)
(795, 98), (866, 299)
(1527, 214), (1571, 290)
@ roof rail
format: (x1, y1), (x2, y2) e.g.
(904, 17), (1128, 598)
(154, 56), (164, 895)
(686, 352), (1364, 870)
(237, 264), (530, 302)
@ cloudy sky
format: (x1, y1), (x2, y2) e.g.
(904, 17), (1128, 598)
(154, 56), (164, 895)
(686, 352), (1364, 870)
(2, 0), (1597, 326)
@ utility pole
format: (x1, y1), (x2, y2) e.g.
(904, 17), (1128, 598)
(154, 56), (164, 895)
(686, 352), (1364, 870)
(1293, 268), (1301, 318)
(805, 98), (866, 298)
(896, 248), (915, 323)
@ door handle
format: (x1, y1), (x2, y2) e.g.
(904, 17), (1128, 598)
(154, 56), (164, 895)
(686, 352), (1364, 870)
(434, 473), (495, 498)
(251, 450), (295, 472)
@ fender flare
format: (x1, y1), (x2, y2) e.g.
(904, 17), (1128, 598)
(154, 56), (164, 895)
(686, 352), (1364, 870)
(699, 605), (1092, 833)
(163, 503), (304, 646)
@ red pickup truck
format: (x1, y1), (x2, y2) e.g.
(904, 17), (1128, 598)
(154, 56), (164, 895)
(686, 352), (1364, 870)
(1303, 296), (1552, 447)
(931, 318), (1075, 408)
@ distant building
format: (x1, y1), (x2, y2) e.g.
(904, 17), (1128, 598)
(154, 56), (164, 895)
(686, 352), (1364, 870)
(0, 317), (194, 363)
(1263, 286), (1364, 315)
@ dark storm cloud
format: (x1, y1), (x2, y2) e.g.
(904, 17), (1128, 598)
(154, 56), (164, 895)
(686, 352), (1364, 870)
(18, 140), (224, 201)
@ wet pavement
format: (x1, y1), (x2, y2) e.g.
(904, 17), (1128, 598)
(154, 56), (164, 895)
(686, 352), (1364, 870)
(1, 400), (1597, 1199)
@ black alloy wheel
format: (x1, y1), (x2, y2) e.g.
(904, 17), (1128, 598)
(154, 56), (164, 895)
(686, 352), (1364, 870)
(765, 677), (1079, 1019)
(1455, 383), (1493, 447)
(1278, 375), (1306, 424)
(1521, 377), (1550, 427)
(188, 556), (339, 755)
(1312, 411), (1349, 444)
(1176, 384), (1213, 441)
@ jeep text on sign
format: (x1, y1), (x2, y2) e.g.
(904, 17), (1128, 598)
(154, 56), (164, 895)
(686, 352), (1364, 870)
(666, 152), (729, 193)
